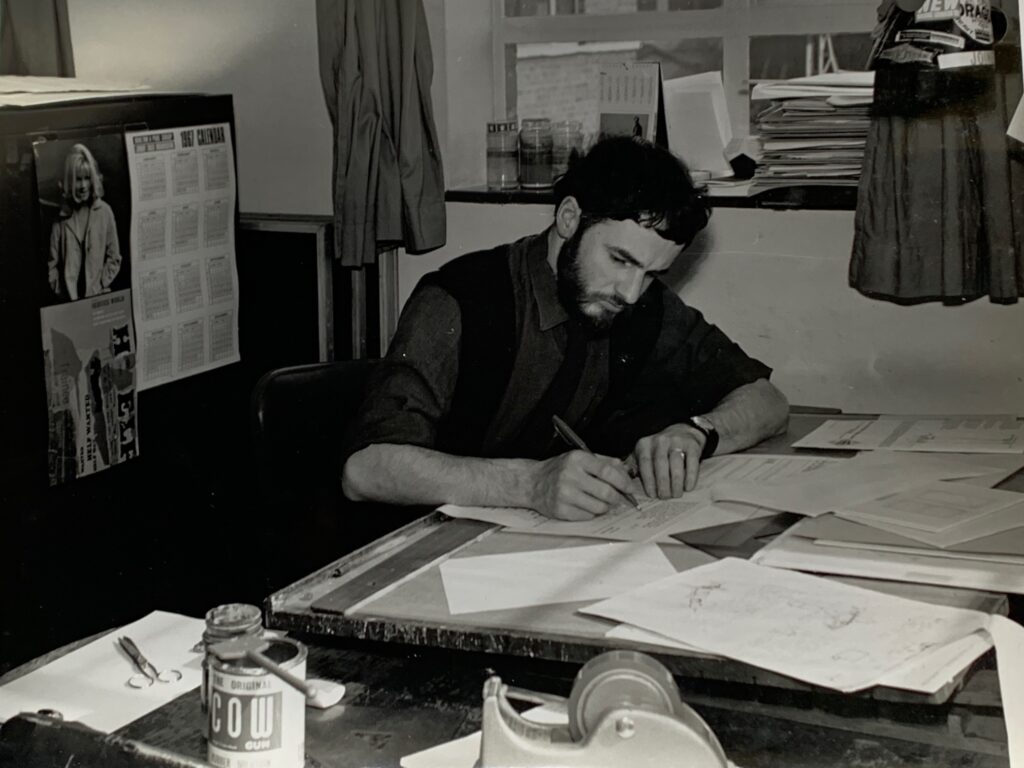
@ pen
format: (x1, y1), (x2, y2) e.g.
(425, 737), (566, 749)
(551, 415), (641, 510)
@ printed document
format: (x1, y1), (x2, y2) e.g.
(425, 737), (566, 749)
(125, 124), (240, 389)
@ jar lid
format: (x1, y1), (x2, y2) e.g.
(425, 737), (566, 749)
(488, 120), (518, 133)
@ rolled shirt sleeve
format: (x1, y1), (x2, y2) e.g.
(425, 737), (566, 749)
(341, 283), (461, 460)
(654, 292), (772, 413)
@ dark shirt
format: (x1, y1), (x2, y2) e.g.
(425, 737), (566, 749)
(347, 232), (771, 458)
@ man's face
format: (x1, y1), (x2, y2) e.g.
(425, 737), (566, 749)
(557, 218), (682, 331)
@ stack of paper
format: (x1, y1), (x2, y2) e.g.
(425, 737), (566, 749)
(753, 487), (1024, 595)
(0, 76), (151, 108)
(749, 71), (874, 191)
(581, 558), (1022, 697)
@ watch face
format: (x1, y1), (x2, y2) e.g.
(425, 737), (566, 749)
(690, 415), (715, 434)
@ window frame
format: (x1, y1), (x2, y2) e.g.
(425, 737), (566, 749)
(491, 0), (878, 138)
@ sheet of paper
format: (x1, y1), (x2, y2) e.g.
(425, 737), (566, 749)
(802, 507), (1024, 557)
(581, 558), (990, 692)
(1009, 92), (1024, 143)
(0, 611), (204, 732)
(711, 452), (992, 516)
(817, 538), (1024, 567)
(663, 71), (733, 178)
(439, 542), (675, 615)
(794, 415), (1024, 453)
(752, 526), (1024, 594)
(604, 622), (990, 695)
(400, 704), (566, 768)
(660, 501), (777, 536)
(838, 482), (1024, 533)
(989, 614), (1024, 767)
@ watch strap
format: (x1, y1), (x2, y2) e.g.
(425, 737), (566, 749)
(686, 415), (719, 460)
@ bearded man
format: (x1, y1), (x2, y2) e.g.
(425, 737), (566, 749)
(342, 136), (788, 521)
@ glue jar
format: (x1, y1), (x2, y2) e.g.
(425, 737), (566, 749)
(200, 603), (264, 738)
(207, 637), (308, 768)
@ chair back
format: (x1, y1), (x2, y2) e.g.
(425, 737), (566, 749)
(251, 359), (378, 494)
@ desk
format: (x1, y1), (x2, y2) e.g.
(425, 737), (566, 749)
(0, 633), (1011, 768)
(260, 413), (1020, 764)
(2, 414), (1019, 767)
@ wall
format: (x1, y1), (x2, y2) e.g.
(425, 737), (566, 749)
(399, 203), (1024, 415)
(68, 0), (333, 216)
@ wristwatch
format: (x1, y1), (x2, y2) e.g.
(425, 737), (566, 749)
(685, 415), (719, 460)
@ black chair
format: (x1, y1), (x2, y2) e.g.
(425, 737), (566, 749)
(249, 358), (427, 583)
(251, 358), (378, 490)
(250, 359), (379, 580)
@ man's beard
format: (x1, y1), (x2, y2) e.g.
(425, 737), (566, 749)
(556, 225), (625, 333)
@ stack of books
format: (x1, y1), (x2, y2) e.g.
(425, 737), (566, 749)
(749, 71), (874, 191)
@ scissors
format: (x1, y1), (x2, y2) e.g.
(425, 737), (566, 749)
(118, 636), (183, 689)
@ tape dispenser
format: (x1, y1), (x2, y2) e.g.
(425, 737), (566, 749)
(476, 649), (729, 768)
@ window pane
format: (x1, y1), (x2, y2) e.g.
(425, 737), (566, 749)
(505, 0), (720, 17)
(514, 40), (722, 141)
(750, 32), (872, 81)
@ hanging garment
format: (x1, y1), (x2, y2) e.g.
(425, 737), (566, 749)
(316, 0), (446, 267)
(0, 0), (74, 76)
(850, 1), (1023, 303)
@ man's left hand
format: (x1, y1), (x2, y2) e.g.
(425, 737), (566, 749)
(631, 424), (707, 499)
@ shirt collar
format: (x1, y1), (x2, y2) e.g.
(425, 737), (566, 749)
(527, 230), (569, 331)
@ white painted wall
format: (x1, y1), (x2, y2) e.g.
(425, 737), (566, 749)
(65, 1), (1023, 414)
(68, 0), (333, 216)
(399, 203), (1024, 415)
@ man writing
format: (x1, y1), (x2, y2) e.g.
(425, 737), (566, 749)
(343, 137), (788, 521)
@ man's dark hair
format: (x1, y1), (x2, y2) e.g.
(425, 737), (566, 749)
(553, 136), (710, 247)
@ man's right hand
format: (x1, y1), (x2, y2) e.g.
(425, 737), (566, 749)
(529, 451), (635, 521)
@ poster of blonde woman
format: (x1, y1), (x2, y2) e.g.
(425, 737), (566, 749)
(34, 134), (132, 305)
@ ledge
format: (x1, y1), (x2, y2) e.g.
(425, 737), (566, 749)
(445, 185), (858, 211)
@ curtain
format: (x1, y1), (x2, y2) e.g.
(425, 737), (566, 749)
(850, 5), (1023, 304)
(316, 0), (446, 267)
(0, 0), (75, 76)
